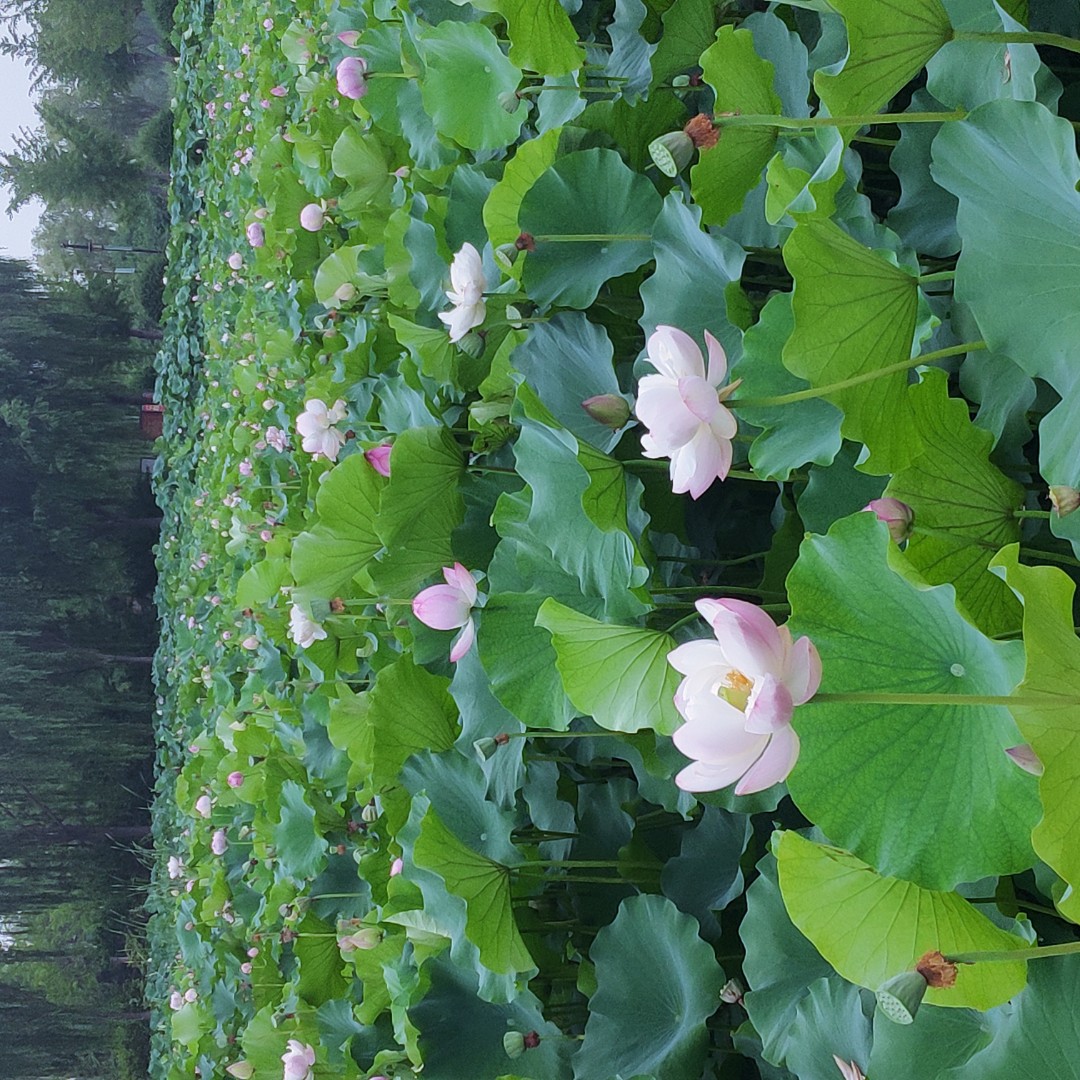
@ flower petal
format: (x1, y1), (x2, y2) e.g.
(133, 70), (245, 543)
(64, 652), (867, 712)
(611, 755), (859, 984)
(678, 375), (724, 424)
(704, 599), (786, 676)
(635, 375), (701, 449)
(449, 617), (476, 662)
(667, 639), (726, 676)
(734, 726), (800, 795)
(786, 634), (823, 705)
(673, 711), (764, 764)
(743, 673), (794, 734)
(412, 584), (470, 630)
(442, 562), (478, 606)
(704, 330), (728, 386)
(676, 759), (755, 793)
(646, 325), (705, 380)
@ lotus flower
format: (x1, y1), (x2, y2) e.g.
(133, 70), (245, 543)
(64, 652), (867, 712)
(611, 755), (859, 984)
(635, 326), (738, 499)
(211, 829), (228, 856)
(336, 55), (368, 99)
(289, 603), (328, 649)
(438, 243), (487, 343)
(863, 497), (914, 543)
(299, 203), (324, 231)
(364, 443), (392, 476)
(246, 222), (265, 248)
(833, 1058), (866, 1080)
(295, 398), (348, 461)
(412, 563), (479, 662)
(667, 598), (821, 794)
(281, 1040), (316, 1080)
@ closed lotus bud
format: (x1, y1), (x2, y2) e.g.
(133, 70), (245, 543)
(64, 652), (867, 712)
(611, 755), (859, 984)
(338, 926), (383, 951)
(875, 969), (928, 1025)
(246, 222), (265, 248)
(503, 1031), (526, 1059)
(227, 771), (245, 788)
(719, 977), (744, 1004)
(862, 498), (914, 543)
(337, 30), (361, 47)
(457, 331), (486, 359)
(498, 89), (521, 113)
(299, 203), (325, 231)
(671, 74), (691, 88)
(582, 394), (631, 430)
(1005, 743), (1044, 776)
(336, 55), (368, 99)
(225, 1063), (255, 1079)
(648, 130), (694, 177)
(361, 802), (379, 823)
(1050, 485), (1080, 517)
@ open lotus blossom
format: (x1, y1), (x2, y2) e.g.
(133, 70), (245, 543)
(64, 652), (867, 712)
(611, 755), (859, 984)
(167, 855), (185, 879)
(438, 243), (487, 343)
(336, 55), (369, 99)
(635, 326), (739, 499)
(833, 1057), (866, 1080)
(281, 1040), (316, 1080)
(668, 599), (822, 794)
(296, 398), (348, 461)
(412, 562), (480, 662)
(289, 603), (328, 649)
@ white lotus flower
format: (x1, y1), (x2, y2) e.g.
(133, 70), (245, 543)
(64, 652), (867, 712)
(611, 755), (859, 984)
(295, 398), (348, 461)
(289, 603), (328, 649)
(438, 243), (487, 343)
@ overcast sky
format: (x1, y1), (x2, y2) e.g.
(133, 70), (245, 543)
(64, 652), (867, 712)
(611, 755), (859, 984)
(0, 50), (43, 263)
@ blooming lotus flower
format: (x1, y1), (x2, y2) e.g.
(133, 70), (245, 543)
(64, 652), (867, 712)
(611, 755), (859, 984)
(863, 497), (914, 543)
(281, 1040), (316, 1080)
(296, 398), (348, 461)
(412, 562), (479, 662)
(265, 426), (287, 452)
(364, 443), (392, 476)
(246, 222), (265, 248)
(299, 203), (324, 231)
(667, 598), (821, 794)
(336, 55), (369, 99)
(636, 326), (739, 499)
(289, 603), (328, 649)
(167, 855), (185, 879)
(438, 243), (487, 343)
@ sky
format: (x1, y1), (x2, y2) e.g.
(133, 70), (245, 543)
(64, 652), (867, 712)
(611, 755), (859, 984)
(0, 49), (43, 263)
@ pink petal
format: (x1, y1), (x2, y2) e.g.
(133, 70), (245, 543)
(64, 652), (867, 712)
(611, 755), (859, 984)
(646, 326), (705, 380)
(786, 635), (823, 705)
(676, 759), (758, 793)
(708, 401), (738, 441)
(678, 376), (724, 424)
(449, 617), (476, 662)
(667, 639), (726, 676)
(1005, 744), (1043, 776)
(673, 711), (764, 764)
(743, 673), (794, 734)
(705, 600), (786, 676)
(412, 584), (470, 630)
(734, 727), (800, 795)
(704, 330), (728, 386)
(684, 423), (733, 499)
(635, 376), (701, 449)
(442, 562), (478, 606)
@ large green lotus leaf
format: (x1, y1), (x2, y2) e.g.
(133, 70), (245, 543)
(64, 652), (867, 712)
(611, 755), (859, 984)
(814, 0), (953, 118)
(777, 833), (1029, 1010)
(272, 780), (329, 883)
(867, 1005), (991, 1080)
(295, 912), (349, 1007)
(482, 127), (560, 252)
(417, 21), (527, 150)
(509, 313), (626, 452)
(574, 90), (687, 172)
(519, 148), (662, 309)
(536, 598), (681, 735)
(330, 125), (393, 207)
(992, 549), (1080, 924)
(604, 0), (656, 100)
(782, 218), (921, 473)
(639, 192), (746, 365)
(786, 513), (1039, 889)
(410, 956), (572, 1080)
(944, 956), (1080, 1078)
(368, 426), (465, 595)
(885, 371), (1022, 637)
(691, 26), (782, 226)
(929, 99), (1080, 490)
(366, 659), (460, 791)
(573, 894), (724, 1080)
(313, 245), (387, 308)
(470, 0), (584, 75)
(291, 454), (385, 601)
(650, 0), (724, 85)
(731, 291), (843, 481)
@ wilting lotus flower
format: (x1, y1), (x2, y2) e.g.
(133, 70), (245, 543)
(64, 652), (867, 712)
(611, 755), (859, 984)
(295, 398), (348, 461)
(299, 202), (325, 231)
(246, 222), (265, 248)
(281, 1040), (316, 1080)
(364, 443), (392, 477)
(438, 243), (487, 343)
(668, 598), (821, 794)
(863, 497), (914, 543)
(636, 326), (739, 499)
(412, 563), (480, 662)
(289, 603), (328, 649)
(336, 55), (369, 99)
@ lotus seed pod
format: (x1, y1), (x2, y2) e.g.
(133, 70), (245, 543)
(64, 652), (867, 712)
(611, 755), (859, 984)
(875, 970), (928, 1025)
(648, 131), (694, 177)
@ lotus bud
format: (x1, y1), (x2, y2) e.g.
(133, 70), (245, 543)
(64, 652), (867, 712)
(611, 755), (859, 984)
(473, 737), (499, 762)
(862, 498), (914, 543)
(502, 1031), (526, 1059)
(227, 252), (243, 270)
(245, 222), (265, 248)
(211, 829), (229, 856)
(498, 89), (521, 113)
(225, 1063), (255, 1079)
(1050, 485), (1080, 517)
(1005, 743), (1044, 776)
(299, 202), (325, 231)
(390, 857), (404, 876)
(337, 30), (361, 47)
(457, 331), (486, 359)
(338, 926), (383, 951)
(336, 55), (368, 99)
(240, 636), (259, 650)
(582, 394), (631, 429)
(195, 794), (213, 818)
(363, 443), (392, 477)
(648, 130), (694, 177)
(719, 977), (744, 1005)
(333, 282), (357, 304)
(875, 969), (928, 1025)
(227, 771), (245, 788)
(671, 74), (691, 88)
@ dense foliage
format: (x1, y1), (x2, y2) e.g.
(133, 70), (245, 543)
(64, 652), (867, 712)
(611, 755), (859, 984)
(148, 1), (1080, 1078)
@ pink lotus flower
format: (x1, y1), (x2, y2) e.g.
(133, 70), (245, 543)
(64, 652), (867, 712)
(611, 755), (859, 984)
(194, 794), (212, 818)
(281, 1040), (316, 1080)
(863, 497), (914, 543)
(412, 563), (479, 662)
(246, 222), (265, 248)
(227, 771), (245, 788)
(265, 426), (288, 452)
(296, 398), (348, 461)
(299, 203), (325, 231)
(390, 856), (403, 876)
(338, 30), (361, 47)
(336, 55), (369, 99)
(635, 326), (738, 499)
(1005, 744), (1043, 776)
(364, 443), (392, 477)
(269, 85), (287, 97)
(438, 243), (487, 343)
(667, 599), (821, 794)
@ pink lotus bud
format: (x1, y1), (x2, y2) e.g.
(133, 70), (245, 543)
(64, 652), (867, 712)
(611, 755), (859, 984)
(337, 30), (361, 47)
(299, 203), (325, 231)
(254, 207), (269, 220)
(582, 393), (631, 429)
(239, 961), (252, 975)
(195, 794), (212, 818)
(241, 635), (259, 650)
(169, 991), (183, 1011)
(1005, 744), (1044, 776)
(269, 85), (287, 97)
(262, 18), (274, 29)
(364, 443), (392, 477)
(246, 222), (265, 248)
(862, 497), (914, 543)
(390, 857), (403, 877)
(225, 1063), (255, 1080)
(227, 771), (245, 788)
(211, 829), (228, 855)
(227, 252), (243, 270)
(184, 987), (198, 1003)
(336, 55), (368, 99)
(1050, 485), (1080, 517)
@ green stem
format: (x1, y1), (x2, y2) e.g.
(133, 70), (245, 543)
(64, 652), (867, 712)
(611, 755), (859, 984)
(516, 84), (620, 96)
(732, 341), (986, 408)
(1022, 546), (1080, 570)
(506, 730), (610, 739)
(953, 29), (1080, 57)
(658, 585), (787, 599)
(947, 940), (1080, 964)
(918, 270), (956, 283)
(527, 859), (657, 870)
(664, 611), (705, 633)
(532, 233), (652, 242)
(657, 551), (769, 567)
(812, 692), (1073, 707)
(716, 108), (967, 130)
(1015, 509), (1052, 520)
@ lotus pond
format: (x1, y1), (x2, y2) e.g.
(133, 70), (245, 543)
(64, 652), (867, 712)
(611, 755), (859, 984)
(149, 0), (1080, 1077)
